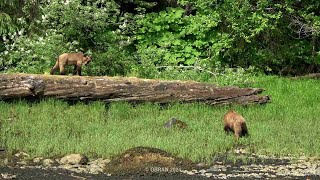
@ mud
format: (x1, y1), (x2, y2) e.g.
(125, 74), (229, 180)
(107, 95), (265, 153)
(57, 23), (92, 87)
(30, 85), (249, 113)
(105, 146), (196, 175)
(0, 147), (319, 179)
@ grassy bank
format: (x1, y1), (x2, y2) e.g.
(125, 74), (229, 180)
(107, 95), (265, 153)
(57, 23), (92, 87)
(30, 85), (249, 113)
(0, 76), (319, 162)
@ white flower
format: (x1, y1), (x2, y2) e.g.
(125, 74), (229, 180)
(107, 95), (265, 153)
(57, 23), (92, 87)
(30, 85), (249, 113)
(64, 0), (70, 5)
(4, 51), (8, 55)
(18, 30), (23, 36)
(2, 36), (6, 41)
(72, 41), (79, 45)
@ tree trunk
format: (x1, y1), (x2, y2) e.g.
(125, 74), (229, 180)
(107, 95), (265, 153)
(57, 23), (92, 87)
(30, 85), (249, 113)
(0, 73), (270, 105)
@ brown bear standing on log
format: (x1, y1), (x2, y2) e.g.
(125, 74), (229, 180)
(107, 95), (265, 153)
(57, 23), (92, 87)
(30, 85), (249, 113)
(223, 110), (248, 140)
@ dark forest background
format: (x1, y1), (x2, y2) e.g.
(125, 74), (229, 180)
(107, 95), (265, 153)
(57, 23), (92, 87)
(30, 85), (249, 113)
(1, 0), (320, 79)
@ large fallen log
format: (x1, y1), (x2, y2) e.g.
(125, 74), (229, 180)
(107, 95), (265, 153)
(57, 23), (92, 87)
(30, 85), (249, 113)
(0, 73), (270, 105)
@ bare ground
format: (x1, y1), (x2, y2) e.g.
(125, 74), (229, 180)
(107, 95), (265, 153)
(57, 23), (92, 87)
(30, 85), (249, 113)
(0, 147), (319, 180)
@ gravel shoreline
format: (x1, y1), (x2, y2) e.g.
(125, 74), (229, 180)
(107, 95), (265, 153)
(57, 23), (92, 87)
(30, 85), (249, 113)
(1, 148), (320, 179)
(1, 165), (319, 180)
(1, 156), (320, 180)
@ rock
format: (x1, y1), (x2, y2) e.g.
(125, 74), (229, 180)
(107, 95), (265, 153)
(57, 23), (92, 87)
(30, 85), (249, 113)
(205, 172), (213, 177)
(298, 164), (308, 169)
(207, 167), (221, 172)
(60, 154), (88, 165)
(196, 162), (206, 167)
(17, 160), (27, 165)
(86, 158), (110, 173)
(218, 173), (227, 179)
(199, 169), (206, 174)
(3, 158), (9, 165)
(164, 118), (188, 129)
(33, 157), (44, 164)
(43, 159), (54, 166)
(88, 158), (111, 168)
(191, 169), (198, 173)
(74, 167), (87, 173)
(234, 148), (247, 154)
(14, 152), (30, 159)
(1, 173), (16, 179)
(58, 164), (73, 170)
(87, 164), (103, 174)
(58, 164), (88, 173)
(55, 158), (60, 164)
(186, 171), (195, 175)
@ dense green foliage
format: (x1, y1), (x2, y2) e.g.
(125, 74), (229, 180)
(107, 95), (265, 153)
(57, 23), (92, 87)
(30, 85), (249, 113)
(0, 76), (319, 161)
(1, 0), (320, 78)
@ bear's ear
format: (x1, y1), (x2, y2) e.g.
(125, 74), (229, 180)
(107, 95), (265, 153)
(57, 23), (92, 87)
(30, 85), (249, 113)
(83, 56), (92, 65)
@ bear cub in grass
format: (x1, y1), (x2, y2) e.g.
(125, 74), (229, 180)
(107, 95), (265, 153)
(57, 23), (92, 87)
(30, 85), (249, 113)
(223, 110), (248, 140)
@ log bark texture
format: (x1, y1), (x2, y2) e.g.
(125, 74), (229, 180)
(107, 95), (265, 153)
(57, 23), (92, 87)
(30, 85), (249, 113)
(0, 73), (270, 105)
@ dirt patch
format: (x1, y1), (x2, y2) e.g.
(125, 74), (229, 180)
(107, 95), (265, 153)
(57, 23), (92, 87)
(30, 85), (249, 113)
(105, 146), (197, 175)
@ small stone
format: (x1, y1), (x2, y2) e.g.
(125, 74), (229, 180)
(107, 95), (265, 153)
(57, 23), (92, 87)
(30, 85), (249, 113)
(196, 162), (206, 167)
(89, 158), (110, 169)
(74, 167), (86, 173)
(43, 159), (54, 166)
(163, 118), (188, 129)
(299, 156), (307, 160)
(218, 173), (227, 179)
(191, 169), (198, 173)
(58, 164), (73, 170)
(14, 152), (30, 159)
(205, 172), (213, 177)
(17, 160), (27, 165)
(287, 165), (296, 169)
(33, 157), (44, 163)
(1, 173), (17, 179)
(55, 158), (60, 164)
(88, 164), (103, 174)
(186, 171), (195, 175)
(298, 165), (308, 169)
(3, 158), (9, 165)
(207, 167), (222, 172)
(292, 171), (304, 176)
(60, 154), (88, 165)
(199, 169), (206, 174)
(98, 159), (111, 168)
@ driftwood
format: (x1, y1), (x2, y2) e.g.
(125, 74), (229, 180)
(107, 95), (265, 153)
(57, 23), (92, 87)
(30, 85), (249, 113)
(290, 73), (320, 80)
(0, 73), (270, 105)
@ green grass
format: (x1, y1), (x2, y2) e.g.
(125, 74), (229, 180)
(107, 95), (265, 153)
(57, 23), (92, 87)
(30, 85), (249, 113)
(0, 75), (319, 162)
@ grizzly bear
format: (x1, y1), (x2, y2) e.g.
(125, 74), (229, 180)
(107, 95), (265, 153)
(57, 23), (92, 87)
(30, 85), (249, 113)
(223, 110), (248, 140)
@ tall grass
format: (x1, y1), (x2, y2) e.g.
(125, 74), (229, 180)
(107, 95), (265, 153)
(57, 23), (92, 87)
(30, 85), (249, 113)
(0, 76), (319, 162)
